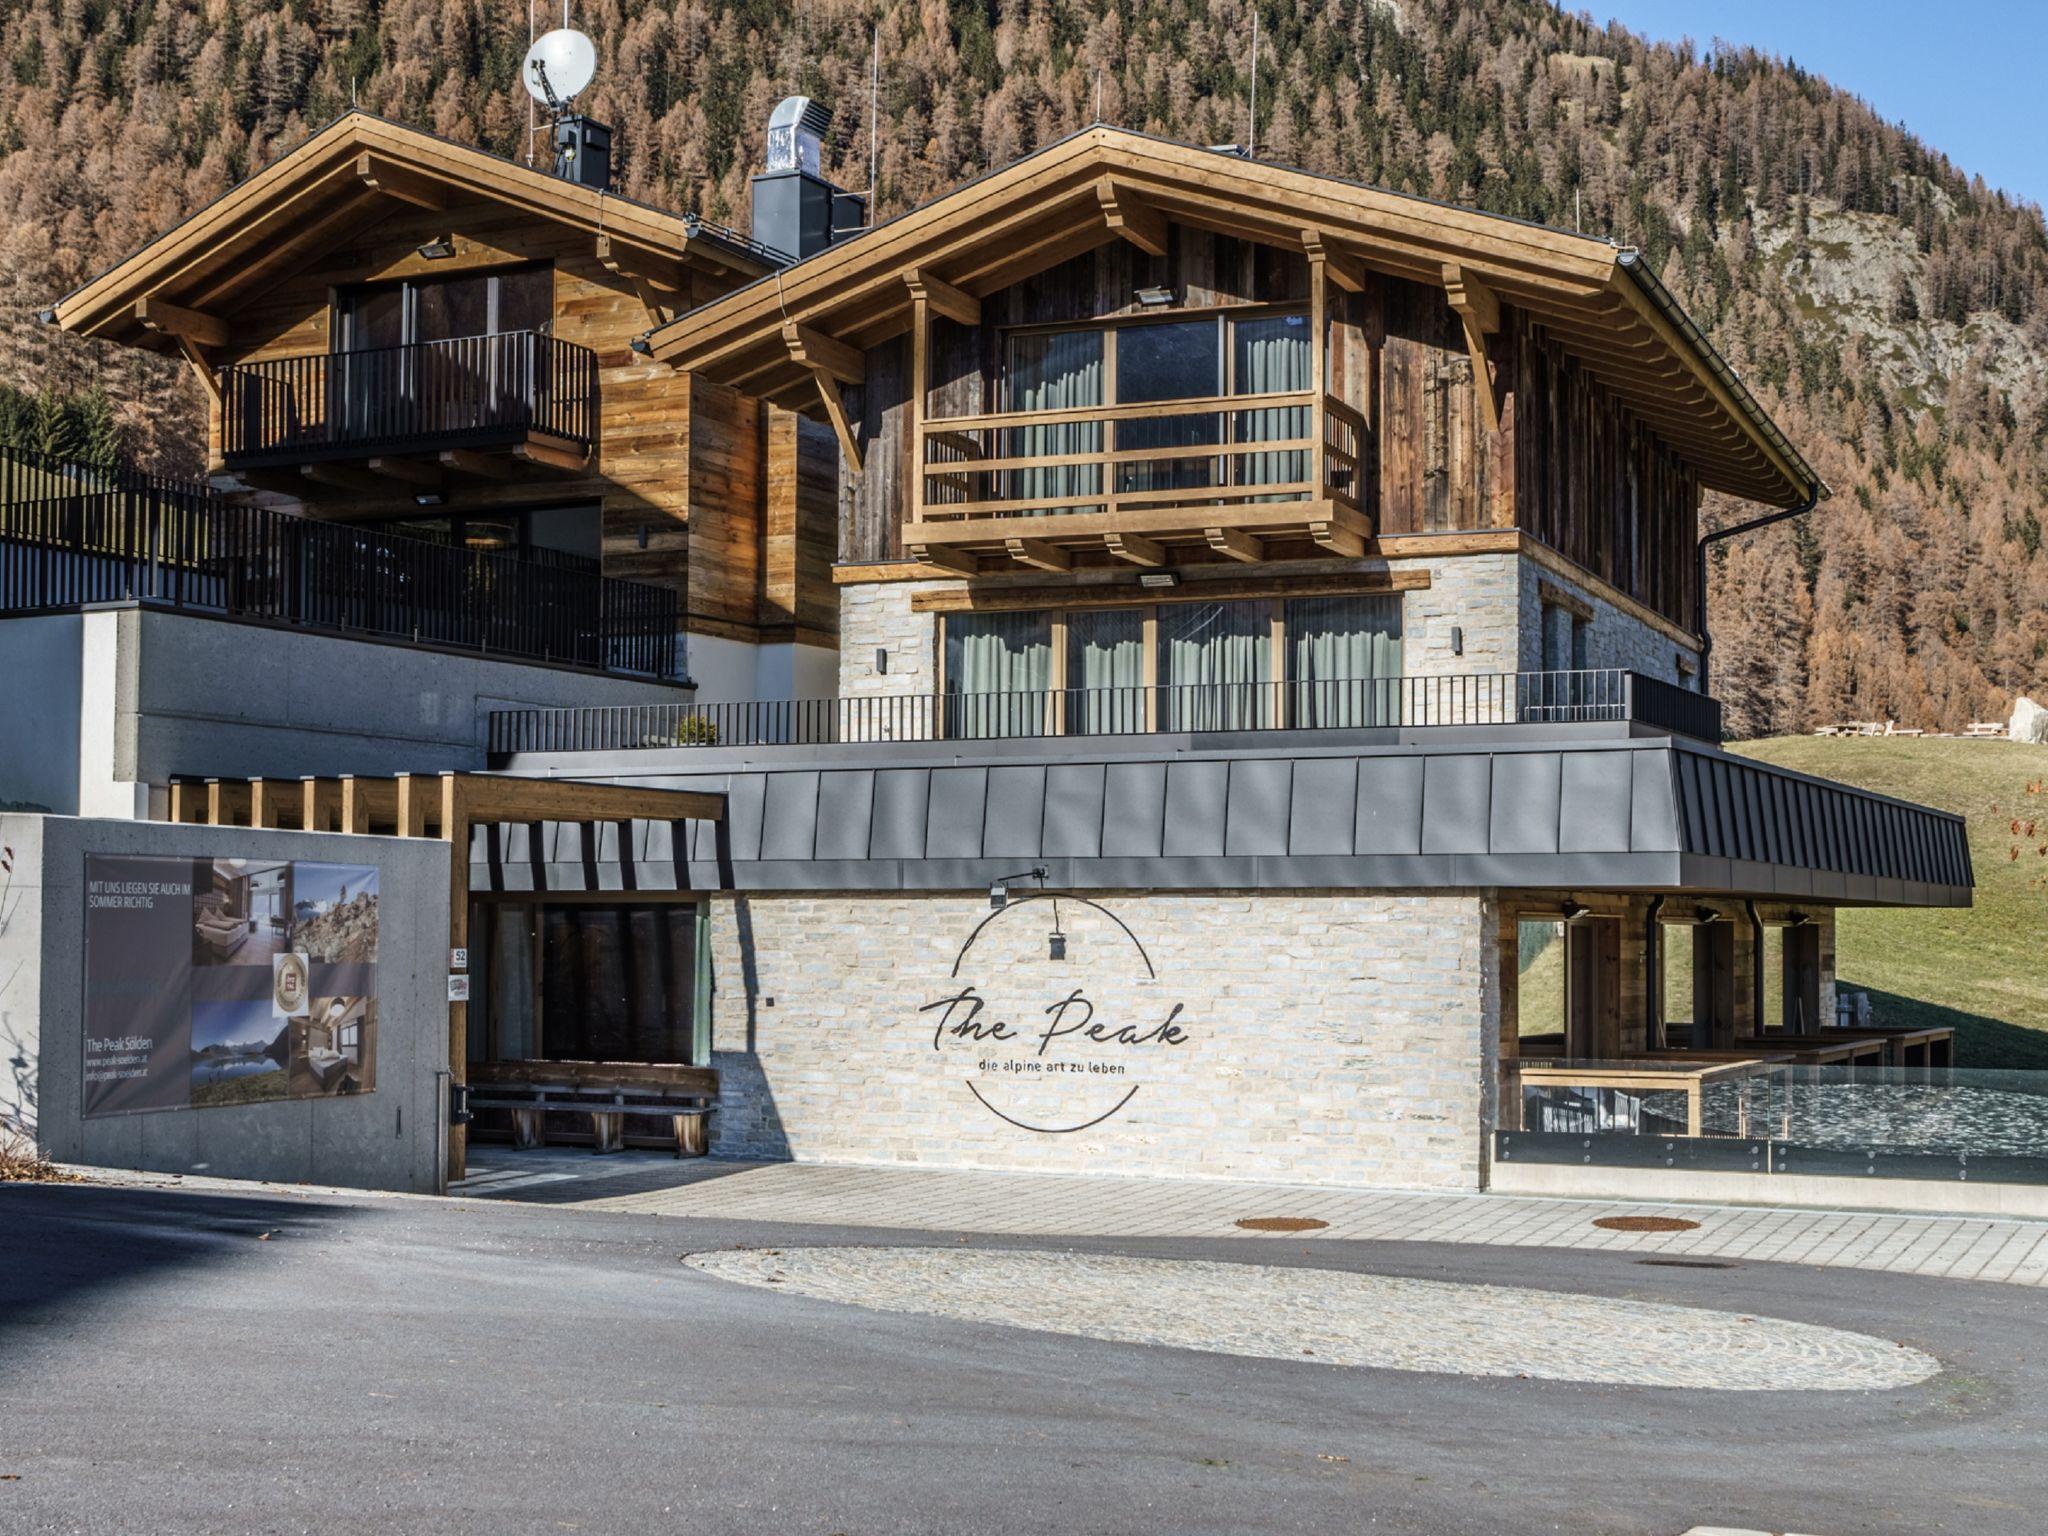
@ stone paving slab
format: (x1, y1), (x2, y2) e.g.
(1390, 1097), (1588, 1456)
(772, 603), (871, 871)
(450, 1149), (2048, 1288)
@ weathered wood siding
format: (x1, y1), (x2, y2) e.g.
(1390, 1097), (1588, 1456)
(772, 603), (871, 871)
(202, 194), (833, 647)
(1514, 316), (1700, 633)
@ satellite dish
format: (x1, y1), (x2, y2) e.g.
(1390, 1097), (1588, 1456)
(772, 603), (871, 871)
(523, 28), (597, 107)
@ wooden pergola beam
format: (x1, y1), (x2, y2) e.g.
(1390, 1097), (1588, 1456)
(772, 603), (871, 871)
(1095, 177), (1169, 258)
(302, 777), (344, 833)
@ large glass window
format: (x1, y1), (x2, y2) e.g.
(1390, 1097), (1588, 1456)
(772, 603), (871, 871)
(1233, 314), (1312, 491)
(944, 610), (1053, 737)
(539, 904), (698, 1064)
(1159, 599), (1271, 730)
(1117, 319), (1222, 403)
(1064, 608), (1146, 734)
(1001, 330), (1103, 515)
(1286, 594), (1403, 727)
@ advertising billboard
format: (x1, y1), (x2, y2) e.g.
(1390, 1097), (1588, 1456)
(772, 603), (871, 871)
(82, 855), (380, 1118)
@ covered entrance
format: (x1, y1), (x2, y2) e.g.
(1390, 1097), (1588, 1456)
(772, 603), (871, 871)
(161, 769), (727, 1180)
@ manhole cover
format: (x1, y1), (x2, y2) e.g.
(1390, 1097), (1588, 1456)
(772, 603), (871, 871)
(1592, 1215), (1700, 1233)
(1235, 1217), (1331, 1233)
(1638, 1258), (1737, 1270)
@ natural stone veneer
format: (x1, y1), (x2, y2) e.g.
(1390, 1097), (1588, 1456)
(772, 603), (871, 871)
(686, 1248), (1943, 1392)
(703, 890), (1498, 1191)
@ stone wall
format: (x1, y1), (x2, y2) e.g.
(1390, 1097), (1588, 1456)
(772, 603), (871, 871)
(838, 580), (940, 700)
(703, 888), (1499, 1191)
(1517, 561), (1700, 686)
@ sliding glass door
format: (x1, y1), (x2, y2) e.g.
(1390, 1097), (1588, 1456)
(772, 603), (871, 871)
(1286, 594), (1403, 726)
(1159, 599), (1271, 731)
(944, 610), (1053, 737)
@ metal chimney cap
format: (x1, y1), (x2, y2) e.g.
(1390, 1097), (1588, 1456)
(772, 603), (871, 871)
(766, 95), (832, 176)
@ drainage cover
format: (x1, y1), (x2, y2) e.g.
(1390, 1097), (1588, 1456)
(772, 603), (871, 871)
(1593, 1215), (1701, 1233)
(1638, 1258), (1738, 1270)
(1235, 1217), (1331, 1233)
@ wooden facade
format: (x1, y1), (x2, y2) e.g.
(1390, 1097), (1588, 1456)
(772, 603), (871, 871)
(53, 113), (842, 658)
(654, 127), (1817, 640)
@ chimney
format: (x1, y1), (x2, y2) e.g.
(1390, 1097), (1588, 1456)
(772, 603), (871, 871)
(751, 96), (865, 265)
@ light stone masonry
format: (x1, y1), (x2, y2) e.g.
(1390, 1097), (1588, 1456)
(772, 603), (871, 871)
(703, 889), (1500, 1191)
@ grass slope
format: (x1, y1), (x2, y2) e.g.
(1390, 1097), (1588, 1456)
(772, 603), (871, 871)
(1731, 737), (2048, 1068)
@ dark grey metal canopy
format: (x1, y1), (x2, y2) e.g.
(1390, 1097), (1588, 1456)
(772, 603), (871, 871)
(471, 732), (1971, 907)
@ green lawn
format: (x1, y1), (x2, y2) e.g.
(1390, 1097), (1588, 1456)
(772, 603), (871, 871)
(1731, 736), (2048, 1068)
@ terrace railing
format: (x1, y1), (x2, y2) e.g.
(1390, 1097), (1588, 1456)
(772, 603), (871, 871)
(488, 668), (1721, 754)
(220, 331), (597, 465)
(0, 446), (678, 678)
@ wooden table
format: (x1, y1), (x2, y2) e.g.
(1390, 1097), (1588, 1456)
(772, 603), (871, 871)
(1516, 1055), (1793, 1138)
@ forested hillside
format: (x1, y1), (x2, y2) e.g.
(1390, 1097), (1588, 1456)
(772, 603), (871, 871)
(2, 0), (2044, 735)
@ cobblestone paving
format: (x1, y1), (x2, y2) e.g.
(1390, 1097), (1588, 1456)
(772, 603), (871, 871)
(474, 1154), (2048, 1288)
(684, 1246), (1942, 1392)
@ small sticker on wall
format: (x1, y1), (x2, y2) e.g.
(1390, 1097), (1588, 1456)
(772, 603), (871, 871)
(447, 974), (471, 1003)
(450, 948), (468, 970)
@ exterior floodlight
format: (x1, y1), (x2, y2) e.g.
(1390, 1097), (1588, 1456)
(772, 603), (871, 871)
(416, 237), (456, 260)
(1134, 285), (1176, 308)
(1138, 571), (1179, 589)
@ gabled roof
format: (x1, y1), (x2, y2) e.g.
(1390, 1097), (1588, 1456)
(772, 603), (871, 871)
(52, 111), (772, 350)
(649, 127), (1821, 509)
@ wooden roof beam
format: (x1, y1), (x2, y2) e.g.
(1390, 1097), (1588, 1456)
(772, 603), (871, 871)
(354, 152), (446, 211)
(904, 269), (981, 326)
(301, 462), (384, 494)
(365, 456), (443, 487)
(907, 539), (981, 576)
(597, 232), (689, 327)
(782, 321), (865, 385)
(134, 297), (228, 349)
(1300, 231), (1366, 294)
(1443, 263), (1505, 435)
(1096, 177), (1169, 258)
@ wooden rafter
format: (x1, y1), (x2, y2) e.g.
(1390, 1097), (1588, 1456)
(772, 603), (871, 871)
(597, 232), (689, 327)
(908, 540), (980, 575)
(1004, 537), (1072, 572)
(134, 297), (228, 348)
(1300, 231), (1366, 294)
(1103, 531), (1166, 567)
(365, 456), (442, 486)
(1204, 526), (1263, 563)
(784, 320), (865, 471)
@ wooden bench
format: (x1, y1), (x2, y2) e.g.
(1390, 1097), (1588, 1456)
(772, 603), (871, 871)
(466, 1060), (719, 1157)
(1965, 722), (2006, 738)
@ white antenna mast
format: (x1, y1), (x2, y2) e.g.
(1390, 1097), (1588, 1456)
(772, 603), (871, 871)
(526, 1), (536, 166)
(868, 23), (880, 225)
(1247, 7), (1259, 159)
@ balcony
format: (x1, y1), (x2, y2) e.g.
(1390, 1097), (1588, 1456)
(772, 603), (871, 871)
(220, 332), (597, 476)
(0, 447), (678, 679)
(908, 391), (1372, 571)
(487, 669), (1721, 754)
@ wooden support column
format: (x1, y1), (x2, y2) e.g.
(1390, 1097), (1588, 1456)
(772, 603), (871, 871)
(440, 774), (470, 1185)
(1306, 238), (1329, 508)
(302, 778), (343, 833)
(909, 287), (929, 524)
(204, 779), (251, 827)
(248, 779), (289, 829)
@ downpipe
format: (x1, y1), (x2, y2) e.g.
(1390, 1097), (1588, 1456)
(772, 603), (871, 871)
(1696, 488), (1821, 696)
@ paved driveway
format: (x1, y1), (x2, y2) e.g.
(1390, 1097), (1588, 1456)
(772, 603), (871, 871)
(4, 1178), (2045, 1535)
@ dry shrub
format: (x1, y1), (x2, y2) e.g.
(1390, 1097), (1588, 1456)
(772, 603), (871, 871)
(0, 1125), (79, 1183)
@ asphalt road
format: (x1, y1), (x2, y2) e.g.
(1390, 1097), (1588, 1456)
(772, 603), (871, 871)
(2, 1180), (2043, 1536)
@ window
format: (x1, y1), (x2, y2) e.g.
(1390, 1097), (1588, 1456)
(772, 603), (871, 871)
(338, 266), (554, 350)
(361, 504), (601, 569)
(940, 591), (1403, 736)
(1002, 330), (1103, 514)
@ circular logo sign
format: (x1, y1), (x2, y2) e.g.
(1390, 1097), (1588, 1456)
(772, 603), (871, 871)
(920, 895), (1190, 1134)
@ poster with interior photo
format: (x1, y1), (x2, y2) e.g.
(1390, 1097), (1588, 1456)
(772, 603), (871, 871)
(83, 854), (382, 1118)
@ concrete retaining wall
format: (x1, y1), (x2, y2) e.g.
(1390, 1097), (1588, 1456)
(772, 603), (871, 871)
(9, 814), (451, 1193)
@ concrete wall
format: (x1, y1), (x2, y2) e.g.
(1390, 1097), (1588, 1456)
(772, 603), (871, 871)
(51, 608), (691, 809)
(0, 615), (83, 813)
(689, 633), (839, 704)
(14, 814), (450, 1193)
(703, 888), (1499, 1191)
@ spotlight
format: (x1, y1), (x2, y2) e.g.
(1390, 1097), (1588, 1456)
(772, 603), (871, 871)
(415, 236), (457, 260)
(1560, 899), (1586, 923)
(1134, 285), (1176, 308)
(1138, 571), (1180, 589)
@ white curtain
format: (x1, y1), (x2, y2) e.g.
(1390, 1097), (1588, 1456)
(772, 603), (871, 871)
(1233, 314), (1311, 494)
(1287, 594), (1403, 726)
(1065, 608), (1146, 734)
(1005, 331), (1102, 516)
(945, 611), (1052, 737)
(1160, 599), (1270, 730)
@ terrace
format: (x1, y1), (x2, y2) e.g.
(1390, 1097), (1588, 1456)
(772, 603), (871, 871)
(0, 447), (679, 679)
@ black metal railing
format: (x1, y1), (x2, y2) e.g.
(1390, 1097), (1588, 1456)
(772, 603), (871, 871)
(220, 331), (597, 463)
(0, 445), (678, 678)
(487, 668), (1722, 754)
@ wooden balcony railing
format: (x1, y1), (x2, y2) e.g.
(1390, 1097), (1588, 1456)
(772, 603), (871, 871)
(913, 390), (1373, 534)
(220, 331), (597, 466)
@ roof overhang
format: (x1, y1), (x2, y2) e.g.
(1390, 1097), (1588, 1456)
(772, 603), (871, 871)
(480, 735), (1969, 907)
(650, 127), (1823, 509)
(51, 112), (771, 352)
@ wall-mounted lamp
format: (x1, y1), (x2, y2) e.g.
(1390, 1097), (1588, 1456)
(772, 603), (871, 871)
(1559, 899), (1586, 923)
(1451, 625), (1465, 657)
(1695, 905), (1723, 925)
(1785, 911), (1812, 928)
(413, 492), (445, 508)
(989, 867), (1049, 911)
(1134, 285), (1176, 308)
(630, 335), (654, 356)
(1138, 571), (1180, 589)
(1047, 929), (1067, 962)
(415, 236), (457, 261)
(636, 524), (650, 550)
(875, 647), (889, 675)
